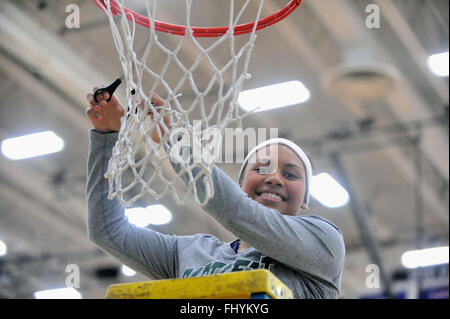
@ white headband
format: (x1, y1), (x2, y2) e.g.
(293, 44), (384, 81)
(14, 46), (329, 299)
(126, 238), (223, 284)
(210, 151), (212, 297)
(237, 138), (312, 206)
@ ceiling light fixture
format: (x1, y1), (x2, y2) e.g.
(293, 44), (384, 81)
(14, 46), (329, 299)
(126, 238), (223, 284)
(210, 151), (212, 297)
(428, 52), (449, 77)
(238, 81), (310, 112)
(1, 131), (64, 160)
(125, 204), (173, 227)
(310, 173), (349, 208)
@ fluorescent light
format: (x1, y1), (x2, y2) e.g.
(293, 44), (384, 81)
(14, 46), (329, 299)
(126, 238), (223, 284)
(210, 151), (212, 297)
(125, 207), (147, 227)
(121, 265), (136, 277)
(310, 173), (349, 208)
(238, 81), (310, 112)
(34, 287), (82, 299)
(125, 204), (172, 227)
(428, 52), (449, 77)
(0, 239), (7, 256)
(401, 246), (449, 269)
(1, 131), (64, 160)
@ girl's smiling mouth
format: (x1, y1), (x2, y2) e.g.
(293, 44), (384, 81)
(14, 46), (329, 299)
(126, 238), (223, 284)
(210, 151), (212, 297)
(256, 191), (287, 202)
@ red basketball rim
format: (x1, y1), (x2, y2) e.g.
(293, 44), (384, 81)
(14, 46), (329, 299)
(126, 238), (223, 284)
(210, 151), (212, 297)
(93, 0), (302, 37)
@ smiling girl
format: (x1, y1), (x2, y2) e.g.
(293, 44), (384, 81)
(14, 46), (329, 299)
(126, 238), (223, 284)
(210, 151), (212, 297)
(86, 90), (345, 298)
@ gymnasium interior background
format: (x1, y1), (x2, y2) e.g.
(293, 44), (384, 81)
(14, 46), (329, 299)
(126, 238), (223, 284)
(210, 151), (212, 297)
(0, 0), (448, 299)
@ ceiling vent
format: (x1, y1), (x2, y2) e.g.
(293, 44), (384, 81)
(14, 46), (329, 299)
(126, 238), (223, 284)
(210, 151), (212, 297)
(324, 47), (398, 101)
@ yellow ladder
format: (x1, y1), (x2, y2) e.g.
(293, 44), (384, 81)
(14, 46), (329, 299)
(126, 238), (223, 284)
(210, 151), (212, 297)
(106, 269), (293, 299)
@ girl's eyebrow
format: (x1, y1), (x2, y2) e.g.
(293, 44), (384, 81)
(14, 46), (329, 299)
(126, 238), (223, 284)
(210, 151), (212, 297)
(284, 163), (305, 173)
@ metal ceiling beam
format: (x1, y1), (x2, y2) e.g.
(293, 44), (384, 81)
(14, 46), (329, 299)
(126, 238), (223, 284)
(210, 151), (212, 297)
(381, 141), (449, 227)
(0, 52), (90, 135)
(264, 0), (326, 73)
(306, 0), (365, 45)
(0, 144), (89, 249)
(331, 152), (394, 298)
(374, 0), (449, 105)
(298, 116), (449, 226)
(386, 77), (449, 182)
(305, 0), (448, 218)
(297, 1), (448, 296)
(0, 1), (113, 111)
(0, 178), (88, 250)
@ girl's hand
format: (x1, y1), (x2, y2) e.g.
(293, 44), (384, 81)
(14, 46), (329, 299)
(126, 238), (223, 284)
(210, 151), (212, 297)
(86, 88), (124, 132)
(146, 92), (174, 144)
(86, 88), (173, 143)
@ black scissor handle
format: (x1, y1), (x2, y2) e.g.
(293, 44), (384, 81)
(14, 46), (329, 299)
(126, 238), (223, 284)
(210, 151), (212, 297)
(94, 78), (135, 103)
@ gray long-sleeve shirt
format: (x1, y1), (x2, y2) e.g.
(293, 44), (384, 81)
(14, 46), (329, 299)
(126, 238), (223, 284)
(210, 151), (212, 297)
(87, 130), (345, 298)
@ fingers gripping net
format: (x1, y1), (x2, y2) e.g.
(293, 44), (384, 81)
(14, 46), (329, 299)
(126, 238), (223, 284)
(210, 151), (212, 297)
(100, 0), (264, 206)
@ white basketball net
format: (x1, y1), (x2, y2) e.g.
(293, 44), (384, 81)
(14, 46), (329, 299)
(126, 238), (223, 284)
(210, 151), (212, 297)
(100, 0), (263, 206)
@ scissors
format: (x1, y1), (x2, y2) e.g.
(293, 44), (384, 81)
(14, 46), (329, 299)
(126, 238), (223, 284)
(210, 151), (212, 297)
(93, 75), (136, 103)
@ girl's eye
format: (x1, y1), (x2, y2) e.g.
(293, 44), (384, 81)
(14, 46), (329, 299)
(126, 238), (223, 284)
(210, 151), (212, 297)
(284, 172), (299, 179)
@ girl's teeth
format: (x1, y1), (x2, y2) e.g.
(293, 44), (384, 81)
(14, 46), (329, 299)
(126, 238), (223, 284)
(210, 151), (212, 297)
(261, 192), (282, 201)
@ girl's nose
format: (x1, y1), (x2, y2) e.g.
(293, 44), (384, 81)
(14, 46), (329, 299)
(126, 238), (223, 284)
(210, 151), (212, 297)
(264, 173), (284, 187)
